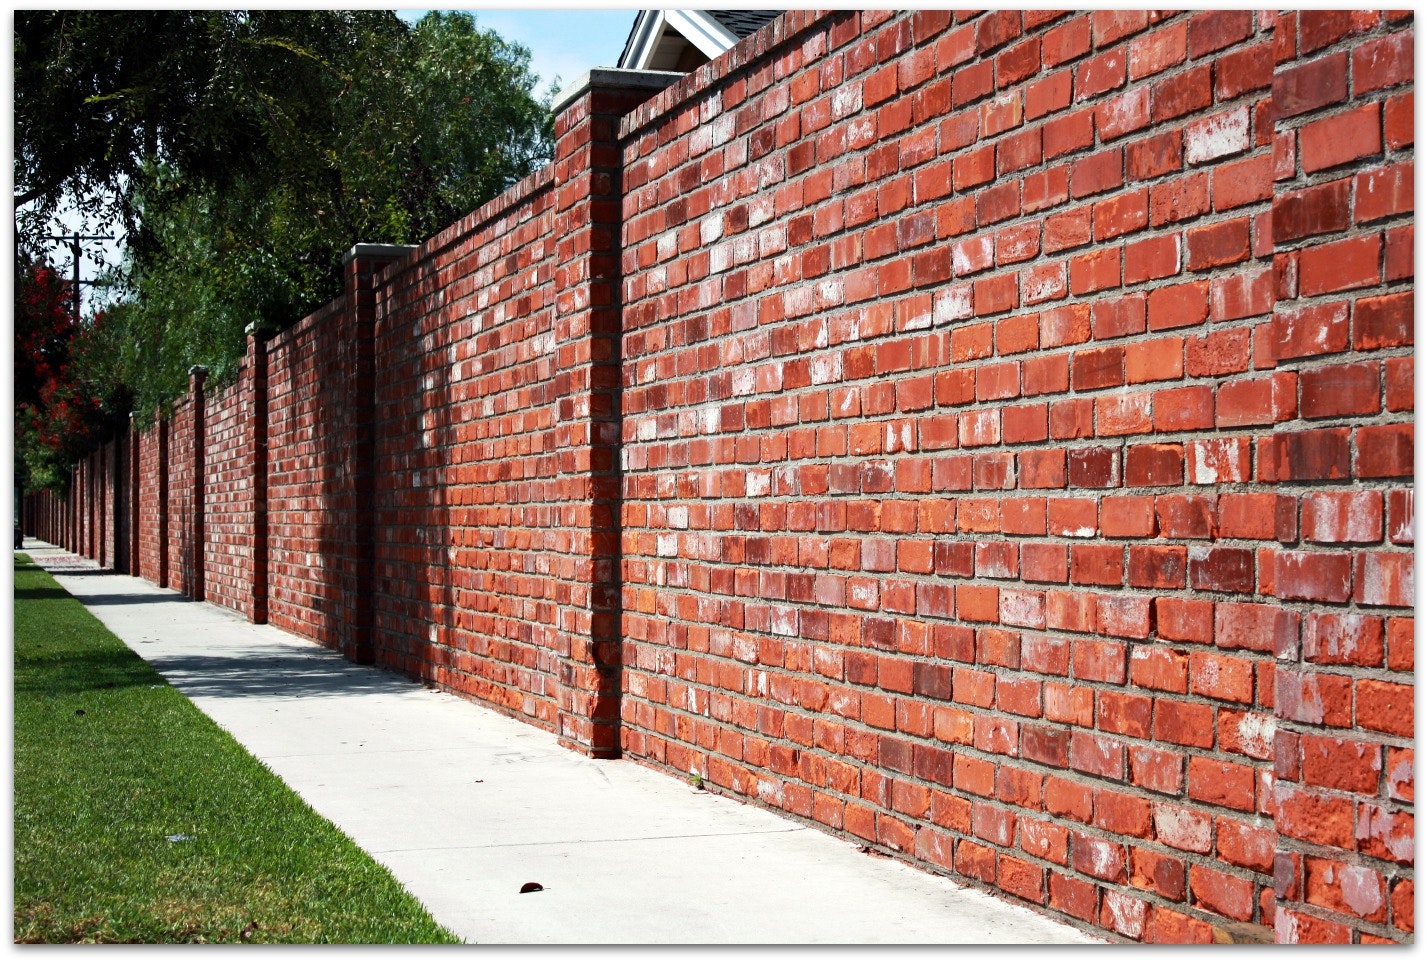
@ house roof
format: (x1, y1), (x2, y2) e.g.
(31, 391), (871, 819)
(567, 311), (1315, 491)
(618, 10), (781, 72)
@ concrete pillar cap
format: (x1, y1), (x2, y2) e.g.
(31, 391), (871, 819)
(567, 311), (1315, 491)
(551, 68), (684, 115)
(343, 243), (417, 266)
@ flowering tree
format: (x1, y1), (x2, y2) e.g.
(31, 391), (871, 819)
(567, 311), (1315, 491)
(15, 262), (126, 491)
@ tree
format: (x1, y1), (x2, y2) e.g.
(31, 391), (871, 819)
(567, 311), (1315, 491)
(14, 263), (128, 492)
(15, 10), (553, 445)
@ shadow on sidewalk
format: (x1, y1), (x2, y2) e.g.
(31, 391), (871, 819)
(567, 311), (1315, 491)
(131, 647), (425, 703)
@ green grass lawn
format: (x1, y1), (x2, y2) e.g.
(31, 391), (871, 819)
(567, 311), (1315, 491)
(12, 554), (460, 943)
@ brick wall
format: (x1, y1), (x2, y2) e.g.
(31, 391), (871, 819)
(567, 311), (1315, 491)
(614, 8), (1411, 943)
(371, 171), (564, 729)
(165, 395), (196, 596)
(26, 9), (1411, 944)
(136, 417), (166, 584)
(265, 301), (348, 646)
(204, 367), (256, 618)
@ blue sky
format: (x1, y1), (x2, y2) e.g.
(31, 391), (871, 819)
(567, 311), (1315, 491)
(395, 7), (639, 98)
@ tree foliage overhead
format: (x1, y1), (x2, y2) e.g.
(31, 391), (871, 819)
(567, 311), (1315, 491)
(14, 10), (554, 446)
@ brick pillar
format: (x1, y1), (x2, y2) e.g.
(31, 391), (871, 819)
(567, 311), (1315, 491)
(337, 244), (413, 664)
(189, 366), (208, 600)
(97, 444), (108, 568)
(70, 464), (79, 553)
(550, 69), (680, 758)
(110, 437), (122, 571)
(245, 328), (270, 624)
(156, 409), (169, 588)
(128, 416), (141, 575)
(87, 454), (97, 559)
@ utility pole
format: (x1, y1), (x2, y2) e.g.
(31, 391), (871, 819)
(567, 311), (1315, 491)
(40, 231), (115, 320)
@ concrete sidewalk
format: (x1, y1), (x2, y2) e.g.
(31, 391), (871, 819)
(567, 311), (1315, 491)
(21, 540), (1099, 945)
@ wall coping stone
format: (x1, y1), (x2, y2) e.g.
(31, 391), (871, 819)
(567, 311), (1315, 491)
(551, 67), (684, 114)
(343, 243), (418, 266)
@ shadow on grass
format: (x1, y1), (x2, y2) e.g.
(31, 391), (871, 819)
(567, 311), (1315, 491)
(13, 586), (72, 602)
(14, 648), (164, 696)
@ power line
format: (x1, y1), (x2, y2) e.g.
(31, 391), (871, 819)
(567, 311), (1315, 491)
(40, 232), (116, 321)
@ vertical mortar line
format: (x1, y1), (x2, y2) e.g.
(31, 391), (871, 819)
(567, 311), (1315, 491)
(248, 330), (270, 624)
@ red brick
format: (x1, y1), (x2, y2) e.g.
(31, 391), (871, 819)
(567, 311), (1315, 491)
(1151, 171), (1210, 226)
(1044, 107), (1096, 160)
(1128, 22), (1185, 81)
(1356, 802), (1415, 866)
(1299, 9), (1373, 55)
(1272, 178), (1351, 242)
(1044, 205), (1092, 253)
(1354, 162), (1414, 225)
(1091, 293), (1146, 338)
(1354, 550), (1414, 607)
(1098, 496), (1153, 540)
(1216, 602), (1299, 655)
(1185, 106), (1250, 165)
(1384, 222), (1413, 281)
(1069, 247), (1122, 295)
(1128, 129), (1183, 181)
(1300, 361), (1381, 419)
(1186, 217), (1250, 270)
(1259, 428), (1351, 482)
(1075, 48), (1126, 101)
(1297, 233), (1383, 296)
(1272, 52), (1348, 118)
(1300, 103), (1383, 173)
(1269, 300), (1349, 360)
(1385, 91), (1414, 149)
(1070, 148), (1125, 199)
(1302, 491), (1383, 544)
(1356, 423), (1414, 479)
(1274, 549), (1354, 602)
(1191, 864), (1255, 922)
(1212, 153), (1273, 212)
(1215, 41), (1274, 100)
(1123, 234), (1180, 284)
(1154, 802), (1212, 854)
(1153, 62), (1210, 122)
(1353, 29), (1414, 95)
(1092, 9), (1147, 47)
(1188, 9), (1252, 58)
(1147, 282), (1209, 331)
(1307, 857), (1390, 923)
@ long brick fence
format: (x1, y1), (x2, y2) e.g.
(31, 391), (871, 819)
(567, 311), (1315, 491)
(27, 10), (1413, 943)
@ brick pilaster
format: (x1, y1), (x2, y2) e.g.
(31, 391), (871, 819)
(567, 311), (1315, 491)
(245, 330), (270, 624)
(337, 244), (413, 664)
(550, 69), (679, 758)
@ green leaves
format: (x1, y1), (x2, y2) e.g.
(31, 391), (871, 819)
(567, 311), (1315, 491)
(16, 9), (553, 445)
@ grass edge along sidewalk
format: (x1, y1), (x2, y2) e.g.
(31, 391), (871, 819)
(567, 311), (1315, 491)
(12, 554), (460, 944)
